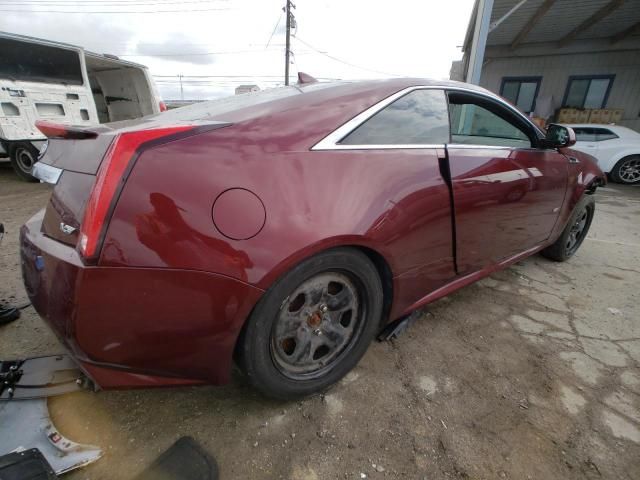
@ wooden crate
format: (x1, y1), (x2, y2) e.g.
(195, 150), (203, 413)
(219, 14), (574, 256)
(589, 109), (612, 124)
(576, 109), (591, 123)
(556, 108), (591, 123)
(556, 108), (579, 123)
(610, 109), (623, 124)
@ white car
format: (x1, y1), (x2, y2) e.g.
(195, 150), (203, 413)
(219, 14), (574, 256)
(563, 124), (640, 185)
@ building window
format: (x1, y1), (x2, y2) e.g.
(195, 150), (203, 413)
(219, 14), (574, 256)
(562, 75), (614, 109)
(500, 77), (541, 114)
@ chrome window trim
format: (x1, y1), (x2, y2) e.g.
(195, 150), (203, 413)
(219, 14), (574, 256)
(311, 85), (543, 151)
(314, 143), (447, 151)
(447, 144), (540, 151)
(447, 144), (513, 150)
(32, 162), (62, 184)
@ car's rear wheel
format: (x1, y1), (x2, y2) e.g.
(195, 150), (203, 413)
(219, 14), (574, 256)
(236, 248), (383, 399)
(541, 195), (595, 262)
(610, 155), (640, 184)
(10, 142), (39, 182)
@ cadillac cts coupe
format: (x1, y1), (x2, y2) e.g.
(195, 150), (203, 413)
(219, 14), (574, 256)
(21, 78), (605, 399)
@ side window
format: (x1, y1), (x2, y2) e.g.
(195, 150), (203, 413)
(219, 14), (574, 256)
(448, 93), (533, 148)
(340, 89), (449, 145)
(573, 128), (597, 142)
(593, 128), (618, 142)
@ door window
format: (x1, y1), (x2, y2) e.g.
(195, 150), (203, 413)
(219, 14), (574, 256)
(573, 127), (597, 142)
(574, 127), (619, 142)
(593, 128), (618, 141)
(448, 93), (533, 148)
(340, 89), (449, 145)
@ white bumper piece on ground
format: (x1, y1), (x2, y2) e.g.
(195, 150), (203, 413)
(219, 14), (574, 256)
(0, 398), (102, 474)
(0, 355), (102, 474)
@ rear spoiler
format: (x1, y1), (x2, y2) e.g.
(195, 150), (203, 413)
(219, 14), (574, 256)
(35, 120), (99, 140)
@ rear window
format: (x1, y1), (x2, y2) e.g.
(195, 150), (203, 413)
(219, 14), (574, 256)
(0, 37), (83, 85)
(593, 128), (618, 141)
(148, 86), (299, 122)
(340, 89), (449, 145)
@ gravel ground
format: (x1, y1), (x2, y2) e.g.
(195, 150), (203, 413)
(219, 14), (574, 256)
(1, 160), (639, 480)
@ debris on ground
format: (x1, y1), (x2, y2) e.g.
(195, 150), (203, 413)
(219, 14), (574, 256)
(134, 437), (218, 480)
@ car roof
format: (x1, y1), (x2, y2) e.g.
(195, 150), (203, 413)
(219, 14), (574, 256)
(125, 77), (493, 124)
(105, 78), (518, 136)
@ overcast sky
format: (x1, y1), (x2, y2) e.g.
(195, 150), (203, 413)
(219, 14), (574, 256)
(3, 0), (474, 100)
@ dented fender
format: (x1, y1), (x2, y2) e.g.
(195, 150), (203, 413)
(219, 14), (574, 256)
(546, 147), (606, 244)
(561, 146), (606, 203)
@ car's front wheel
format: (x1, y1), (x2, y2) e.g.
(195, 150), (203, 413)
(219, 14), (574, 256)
(610, 155), (640, 184)
(236, 248), (383, 399)
(541, 195), (595, 262)
(10, 142), (39, 182)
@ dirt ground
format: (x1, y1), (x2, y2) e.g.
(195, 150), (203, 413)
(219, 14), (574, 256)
(1, 160), (639, 480)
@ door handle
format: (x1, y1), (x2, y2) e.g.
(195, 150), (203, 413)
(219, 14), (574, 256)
(568, 156), (580, 164)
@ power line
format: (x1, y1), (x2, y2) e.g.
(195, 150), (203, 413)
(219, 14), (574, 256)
(0, 5), (233, 13)
(0, 0), (226, 5)
(265, 12), (282, 49)
(0, 0), (227, 3)
(293, 36), (402, 77)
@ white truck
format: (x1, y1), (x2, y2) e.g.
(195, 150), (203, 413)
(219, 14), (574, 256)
(0, 32), (166, 181)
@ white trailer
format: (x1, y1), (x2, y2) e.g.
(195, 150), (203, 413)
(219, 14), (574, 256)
(0, 32), (166, 181)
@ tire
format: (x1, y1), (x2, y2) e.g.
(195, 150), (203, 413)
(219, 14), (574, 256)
(9, 142), (39, 182)
(236, 247), (383, 399)
(610, 155), (640, 185)
(541, 195), (595, 262)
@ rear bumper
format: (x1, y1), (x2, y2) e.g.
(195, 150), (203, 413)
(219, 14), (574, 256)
(20, 210), (263, 388)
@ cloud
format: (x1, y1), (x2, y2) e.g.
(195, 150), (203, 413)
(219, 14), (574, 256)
(1, 11), (136, 55)
(2, 0), (475, 101)
(135, 33), (216, 66)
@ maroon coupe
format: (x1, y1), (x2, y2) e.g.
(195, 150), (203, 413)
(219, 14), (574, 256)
(21, 78), (605, 398)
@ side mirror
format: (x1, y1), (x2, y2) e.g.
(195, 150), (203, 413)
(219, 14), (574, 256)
(545, 124), (576, 148)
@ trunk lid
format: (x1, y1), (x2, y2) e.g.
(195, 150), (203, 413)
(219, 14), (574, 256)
(39, 134), (114, 246)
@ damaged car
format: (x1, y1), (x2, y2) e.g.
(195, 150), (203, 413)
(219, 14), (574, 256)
(20, 78), (605, 399)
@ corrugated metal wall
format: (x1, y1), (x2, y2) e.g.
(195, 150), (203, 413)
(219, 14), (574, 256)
(480, 50), (640, 131)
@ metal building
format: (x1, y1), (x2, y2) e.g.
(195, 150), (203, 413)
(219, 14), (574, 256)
(452, 0), (640, 131)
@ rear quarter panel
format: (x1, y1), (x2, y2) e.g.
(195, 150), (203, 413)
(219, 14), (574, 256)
(100, 109), (455, 320)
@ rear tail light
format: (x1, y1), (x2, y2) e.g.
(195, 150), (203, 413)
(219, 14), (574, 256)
(159, 101), (168, 112)
(35, 120), (98, 140)
(78, 126), (192, 261)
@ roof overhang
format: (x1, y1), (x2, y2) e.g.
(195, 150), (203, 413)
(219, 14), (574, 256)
(462, 0), (640, 54)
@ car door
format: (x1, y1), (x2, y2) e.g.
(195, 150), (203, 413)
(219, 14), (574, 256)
(446, 90), (568, 273)
(312, 87), (457, 311)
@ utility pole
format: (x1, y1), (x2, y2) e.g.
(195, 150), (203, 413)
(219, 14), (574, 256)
(178, 74), (184, 101)
(284, 0), (291, 85)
